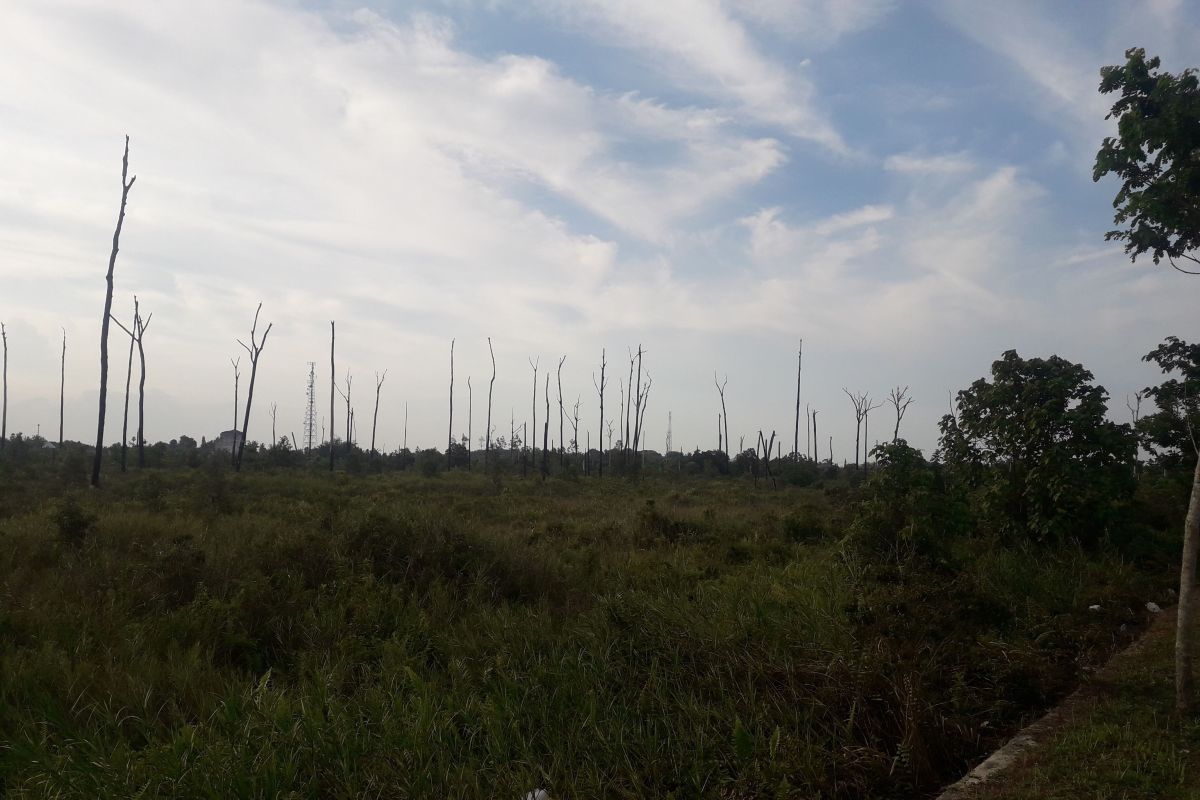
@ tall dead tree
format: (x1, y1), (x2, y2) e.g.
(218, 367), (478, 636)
(111, 305), (151, 468)
(270, 402), (278, 446)
(447, 339), (455, 467)
(541, 372), (550, 478)
(116, 299), (139, 471)
(403, 401), (408, 451)
(624, 351), (635, 452)
(793, 342), (803, 458)
(0, 322), (7, 451)
(91, 135), (136, 488)
(57, 327), (66, 447)
(337, 373), (353, 455)
(812, 410), (819, 462)
(486, 338), (496, 467)
(718, 414), (723, 452)
(636, 372), (652, 452)
(466, 375), (473, 470)
(714, 373), (730, 459)
(234, 303), (272, 471)
(594, 348), (607, 476)
(134, 310), (150, 468)
(371, 370), (387, 454)
(529, 357), (539, 465)
(329, 321), (336, 471)
(631, 346), (645, 452)
(557, 355), (566, 465)
(842, 389), (882, 467)
(617, 377), (625, 448)
(888, 386), (913, 442)
(805, 404), (811, 460)
(570, 396), (581, 455)
(230, 356), (241, 466)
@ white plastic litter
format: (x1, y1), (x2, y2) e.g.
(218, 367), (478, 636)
(1088, 604), (1101, 612)
(1146, 601), (1162, 613)
(524, 791), (550, 800)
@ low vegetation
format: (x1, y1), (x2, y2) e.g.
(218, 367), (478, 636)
(0, 453), (1186, 798)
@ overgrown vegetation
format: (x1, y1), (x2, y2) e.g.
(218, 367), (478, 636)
(0, 456), (1183, 798)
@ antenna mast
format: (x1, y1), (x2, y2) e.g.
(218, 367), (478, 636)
(304, 361), (317, 452)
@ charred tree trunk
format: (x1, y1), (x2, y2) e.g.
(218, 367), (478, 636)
(624, 351), (635, 452)
(371, 370), (387, 454)
(486, 338), (495, 467)
(631, 345), (644, 452)
(529, 357), (539, 470)
(329, 321), (336, 471)
(91, 136), (136, 488)
(235, 303), (273, 471)
(135, 312), (148, 468)
(812, 410), (819, 462)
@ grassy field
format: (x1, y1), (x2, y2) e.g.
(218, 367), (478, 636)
(0, 465), (1181, 798)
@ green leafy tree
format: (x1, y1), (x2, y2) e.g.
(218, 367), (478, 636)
(1094, 48), (1200, 273)
(937, 350), (1134, 544)
(1139, 336), (1200, 466)
(1096, 48), (1200, 712)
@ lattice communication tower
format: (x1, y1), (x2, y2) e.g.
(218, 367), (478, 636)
(304, 362), (317, 452)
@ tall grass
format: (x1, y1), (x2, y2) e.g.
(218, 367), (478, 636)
(0, 469), (1175, 798)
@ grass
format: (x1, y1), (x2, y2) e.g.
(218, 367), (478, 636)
(0, 466), (1179, 798)
(960, 601), (1200, 800)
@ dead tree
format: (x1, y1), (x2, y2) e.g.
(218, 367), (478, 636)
(403, 402), (408, 451)
(111, 307), (151, 468)
(447, 338), (455, 467)
(466, 375), (473, 470)
(0, 322), (7, 451)
(812, 410), (819, 462)
(371, 370), (387, 454)
(570, 396), (581, 455)
(758, 430), (778, 489)
(336, 373), (353, 456)
(58, 327), (66, 447)
(594, 348), (606, 476)
(116, 300), (139, 471)
(842, 389), (881, 468)
(714, 372), (730, 459)
(486, 338), (496, 467)
(230, 356), (241, 466)
(541, 372), (550, 478)
(329, 321), (336, 471)
(91, 135), (136, 488)
(793, 342), (803, 458)
(805, 404), (811, 460)
(1128, 390), (1145, 477)
(557, 355), (567, 466)
(134, 310), (150, 467)
(636, 372), (652, 453)
(617, 377), (624, 449)
(624, 350), (635, 452)
(271, 402), (278, 446)
(631, 346), (646, 452)
(235, 303), (273, 471)
(718, 414), (723, 452)
(888, 386), (913, 442)
(529, 357), (539, 467)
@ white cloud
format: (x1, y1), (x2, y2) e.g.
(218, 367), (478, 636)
(732, 0), (894, 43)
(883, 152), (974, 174)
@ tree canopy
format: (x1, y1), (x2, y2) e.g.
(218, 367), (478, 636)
(1094, 47), (1200, 272)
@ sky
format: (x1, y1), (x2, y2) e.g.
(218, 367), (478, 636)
(0, 0), (1196, 458)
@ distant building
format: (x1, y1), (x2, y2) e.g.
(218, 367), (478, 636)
(213, 429), (243, 453)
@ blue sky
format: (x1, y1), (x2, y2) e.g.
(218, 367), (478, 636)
(0, 0), (1196, 457)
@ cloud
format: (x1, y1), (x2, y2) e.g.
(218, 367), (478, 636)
(519, 0), (848, 152)
(883, 152), (974, 174)
(732, 0), (894, 43)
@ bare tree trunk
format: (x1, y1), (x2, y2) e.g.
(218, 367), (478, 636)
(467, 375), (473, 471)
(231, 357), (241, 467)
(271, 402), (278, 446)
(595, 348), (606, 477)
(715, 373), (729, 459)
(118, 301), (138, 470)
(557, 355), (566, 466)
(889, 386), (912, 443)
(447, 339), (455, 468)
(136, 312), (147, 468)
(486, 338), (495, 467)
(371, 370), (386, 454)
(529, 357), (539, 469)
(632, 345), (643, 451)
(813, 411), (819, 462)
(542, 372), (550, 478)
(329, 321), (336, 471)
(1, 322), (7, 451)
(718, 414), (722, 452)
(618, 378), (624, 449)
(403, 401), (408, 452)
(1178, 455), (1200, 712)
(793, 342), (802, 459)
(91, 136), (136, 488)
(625, 351), (635, 452)
(59, 328), (66, 447)
(234, 303), (272, 471)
